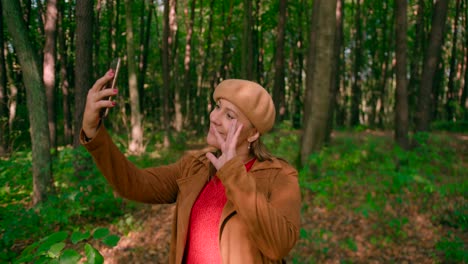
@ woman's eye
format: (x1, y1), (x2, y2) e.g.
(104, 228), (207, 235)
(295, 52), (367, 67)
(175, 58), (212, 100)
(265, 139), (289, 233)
(227, 113), (235, 120)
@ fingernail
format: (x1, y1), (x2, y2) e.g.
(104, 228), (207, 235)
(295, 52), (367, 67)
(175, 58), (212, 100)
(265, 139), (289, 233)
(113, 89), (118, 94)
(108, 70), (114, 77)
(112, 101), (116, 106)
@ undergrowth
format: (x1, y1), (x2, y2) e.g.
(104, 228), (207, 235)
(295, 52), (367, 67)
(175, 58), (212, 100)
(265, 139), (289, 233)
(1, 126), (466, 263)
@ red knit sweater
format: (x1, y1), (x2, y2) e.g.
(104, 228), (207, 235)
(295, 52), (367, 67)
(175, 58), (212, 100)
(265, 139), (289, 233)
(184, 158), (256, 263)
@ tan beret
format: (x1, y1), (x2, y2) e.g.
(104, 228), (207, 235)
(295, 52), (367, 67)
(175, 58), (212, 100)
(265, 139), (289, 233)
(213, 79), (276, 134)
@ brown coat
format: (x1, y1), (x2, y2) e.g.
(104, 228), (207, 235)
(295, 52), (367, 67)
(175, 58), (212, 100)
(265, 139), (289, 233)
(81, 127), (301, 263)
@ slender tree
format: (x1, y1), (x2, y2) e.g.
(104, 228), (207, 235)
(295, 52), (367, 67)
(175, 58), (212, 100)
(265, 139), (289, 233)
(161, 0), (172, 147)
(73, 0), (94, 179)
(446, 0), (461, 121)
(415, 0), (449, 132)
(182, 0), (196, 129)
(462, 0), (468, 119)
(124, 0), (143, 154)
(241, 0), (254, 80)
(57, 0), (72, 145)
(43, 0), (58, 149)
(408, 0), (425, 123)
(326, 0), (344, 142)
(2, 0), (54, 205)
(301, 0), (337, 165)
(273, 0), (287, 123)
(350, 0), (362, 126)
(0, 1), (8, 156)
(395, 0), (409, 150)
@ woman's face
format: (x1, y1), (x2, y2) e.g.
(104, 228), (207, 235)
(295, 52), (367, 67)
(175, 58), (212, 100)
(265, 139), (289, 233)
(206, 98), (257, 150)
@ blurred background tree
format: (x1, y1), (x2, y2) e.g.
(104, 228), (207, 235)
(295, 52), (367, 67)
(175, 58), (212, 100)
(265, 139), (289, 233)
(0, 0), (466, 200)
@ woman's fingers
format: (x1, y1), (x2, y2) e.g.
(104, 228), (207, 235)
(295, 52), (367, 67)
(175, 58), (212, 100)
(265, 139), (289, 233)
(91, 70), (115, 92)
(82, 70), (117, 138)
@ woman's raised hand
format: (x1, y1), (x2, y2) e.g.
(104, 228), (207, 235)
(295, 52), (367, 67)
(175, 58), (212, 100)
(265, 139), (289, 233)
(206, 120), (243, 170)
(82, 70), (118, 138)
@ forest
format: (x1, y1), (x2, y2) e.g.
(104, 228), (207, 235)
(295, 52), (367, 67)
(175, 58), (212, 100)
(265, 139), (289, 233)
(0, 0), (467, 263)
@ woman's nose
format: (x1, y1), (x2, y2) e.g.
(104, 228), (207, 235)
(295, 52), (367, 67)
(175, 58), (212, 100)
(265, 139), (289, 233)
(210, 110), (220, 124)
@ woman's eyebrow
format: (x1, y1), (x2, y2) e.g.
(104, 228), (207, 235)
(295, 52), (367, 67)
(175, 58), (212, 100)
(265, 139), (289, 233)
(218, 101), (239, 116)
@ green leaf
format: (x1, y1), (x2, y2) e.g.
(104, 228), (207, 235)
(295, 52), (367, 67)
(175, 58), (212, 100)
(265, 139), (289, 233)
(71, 231), (91, 244)
(102, 235), (120, 247)
(84, 243), (104, 264)
(37, 231), (69, 253)
(92, 228), (109, 239)
(47, 242), (66, 258)
(15, 241), (39, 263)
(59, 249), (81, 264)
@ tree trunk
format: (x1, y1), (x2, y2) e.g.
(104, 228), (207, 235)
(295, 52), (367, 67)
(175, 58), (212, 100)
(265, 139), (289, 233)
(0, 1), (9, 156)
(138, 1), (153, 113)
(43, 0), (58, 149)
(326, 0), (344, 143)
(124, 0), (143, 154)
(291, 0), (306, 129)
(2, 0), (53, 205)
(183, 0), (196, 129)
(73, 0), (94, 178)
(107, 0), (118, 61)
(218, 1), (234, 81)
(415, 0), (449, 132)
(408, 0), (425, 124)
(303, 0), (320, 127)
(462, 0), (468, 120)
(301, 0), (337, 165)
(394, 0), (409, 150)
(5, 48), (18, 142)
(242, 0), (254, 80)
(445, 0), (461, 121)
(350, 0), (362, 126)
(272, 0), (287, 123)
(58, 0), (72, 145)
(161, 0), (172, 147)
(94, 0), (103, 74)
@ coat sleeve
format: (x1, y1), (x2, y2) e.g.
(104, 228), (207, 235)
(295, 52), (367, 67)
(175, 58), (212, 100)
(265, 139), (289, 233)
(81, 126), (187, 204)
(216, 157), (301, 260)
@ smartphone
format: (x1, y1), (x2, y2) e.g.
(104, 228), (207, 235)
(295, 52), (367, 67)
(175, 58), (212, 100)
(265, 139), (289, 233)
(100, 58), (121, 118)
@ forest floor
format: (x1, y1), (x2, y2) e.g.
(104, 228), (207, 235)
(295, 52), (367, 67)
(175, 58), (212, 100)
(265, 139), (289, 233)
(93, 130), (468, 264)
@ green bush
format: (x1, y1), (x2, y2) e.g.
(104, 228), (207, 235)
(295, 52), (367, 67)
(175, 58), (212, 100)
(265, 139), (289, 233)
(14, 228), (120, 264)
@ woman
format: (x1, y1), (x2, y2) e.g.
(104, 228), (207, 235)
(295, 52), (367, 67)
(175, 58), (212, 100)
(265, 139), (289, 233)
(81, 69), (301, 263)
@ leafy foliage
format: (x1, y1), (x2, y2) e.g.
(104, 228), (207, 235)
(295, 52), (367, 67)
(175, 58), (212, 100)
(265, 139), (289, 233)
(14, 228), (119, 264)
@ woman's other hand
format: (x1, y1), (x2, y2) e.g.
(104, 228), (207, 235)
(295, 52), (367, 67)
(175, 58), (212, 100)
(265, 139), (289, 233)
(206, 120), (243, 170)
(82, 70), (118, 138)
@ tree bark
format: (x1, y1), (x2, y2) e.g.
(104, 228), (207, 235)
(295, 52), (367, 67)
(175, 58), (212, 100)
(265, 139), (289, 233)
(138, 1), (153, 112)
(2, 0), (53, 205)
(394, 0), (409, 150)
(301, 0), (337, 165)
(241, 0), (254, 80)
(446, 0), (461, 121)
(124, 0), (143, 154)
(273, 0), (287, 123)
(58, 0), (72, 145)
(408, 0), (425, 124)
(73, 0), (94, 178)
(326, 0), (344, 143)
(161, 0), (172, 147)
(350, 0), (362, 126)
(43, 0), (58, 149)
(291, 0), (306, 129)
(182, 0), (196, 129)
(462, 0), (468, 120)
(0, 1), (9, 156)
(415, 0), (449, 132)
